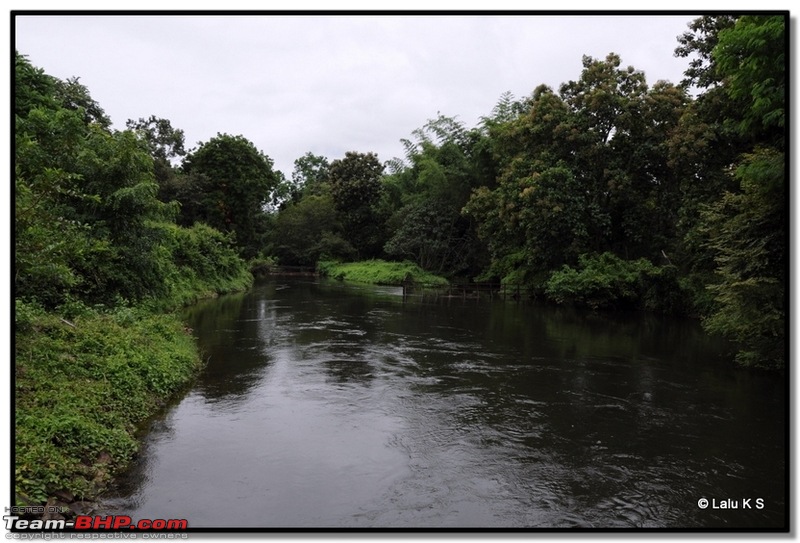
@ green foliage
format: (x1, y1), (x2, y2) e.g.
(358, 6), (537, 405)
(701, 149), (785, 368)
(289, 152), (330, 199)
(545, 252), (686, 312)
(384, 198), (477, 276)
(328, 151), (386, 259)
(182, 133), (279, 258)
(127, 115), (187, 191)
(383, 115), (494, 278)
(268, 152), (332, 211)
(15, 306), (201, 502)
(15, 55), (253, 311)
(15, 51), (110, 128)
(270, 194), (355, 266)
(15, 74), (163, 306)
(466, 57), (688, 290)
(53, 76), (111, 129)
(328, 151), (384, 211)
(674, 15), (738, 89)
(248, 255), (278, 276)
(18, 18), (788, 374)
(15, 51), (58, 117)
(680, 15), (786, 369)
(714, 15), (786, 140)
(126, 115), (186, 164)
(318, 259), (448, 287)
(145, 222), (253, 310)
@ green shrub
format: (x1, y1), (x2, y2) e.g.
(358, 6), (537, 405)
(145, 222), (252, 310)
(545, 252), (687, 312)
(15, 299), (46, 332)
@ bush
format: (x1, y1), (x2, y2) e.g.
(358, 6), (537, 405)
(145, 222), (252, 310)
(544, 252), (687, 312)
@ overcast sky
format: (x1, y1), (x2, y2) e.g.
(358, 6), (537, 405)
(15, 13), (698, 177)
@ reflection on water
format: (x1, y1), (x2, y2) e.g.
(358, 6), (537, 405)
(101, 279), (786, 529)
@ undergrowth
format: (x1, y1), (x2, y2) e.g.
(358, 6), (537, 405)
(15, 301), (201, 504)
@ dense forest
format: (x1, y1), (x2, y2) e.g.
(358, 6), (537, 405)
(13, 12), (786, 508)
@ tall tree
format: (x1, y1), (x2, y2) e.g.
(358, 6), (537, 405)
(674, 15), (738, 89)
(466, 54), (686, 285)
(698, 14), (787, 368)
(53, 76), (111, 129)
(181, 134), (278, 258)
(292, 152), (330, 195)
(328, 151), (386, 259)
(714, 15), (785, 145)
(383, 115), (492, 277)
(127, 117), (186, 168)
(127, 116), (187, 203)
(701, 149), (785, 367)
(270, 194), (354, 266)
(668, 17), (750, 302)
(15, 53), (176, 305)
(270, 152), (331, 210)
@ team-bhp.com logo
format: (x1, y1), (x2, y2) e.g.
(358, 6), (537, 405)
(4, 515), (188, 531)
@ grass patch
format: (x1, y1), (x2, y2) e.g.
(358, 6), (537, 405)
(318, 259), (448, 287)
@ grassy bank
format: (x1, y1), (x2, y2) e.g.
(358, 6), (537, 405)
(318, 259), (448, 287)
(14, 262), (253, 506)
(14, 303), (202, 504)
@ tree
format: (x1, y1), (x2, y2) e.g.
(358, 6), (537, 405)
(15, 51), (111, 131)
(270, 194), (354, 266)
(15, 51), (58, 118)
(466, 54), (687, 286)
(292, 152), (330, 194)
(181, 134), (279, 258)
(15, 54), (250, 310)
(269, 152), (330, 210)
(701, 149), (785, 368)
(126, 116), (188, 208)
(328, 151), (386, 259)
(54, 76), (111, 129)
(696, 15), (787, 368)
(15, 54), (178, 306)
(382, 115), (494, 277)
(674, 15), (738, 89)
(667, 75), (748, 309)
(127, 116), (186, 164)
(15, 106), (95, 306)
(384, 198), (476, 276)
(714, 15), (786, 144)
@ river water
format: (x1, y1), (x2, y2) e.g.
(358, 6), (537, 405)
(101, 279), (786, 529)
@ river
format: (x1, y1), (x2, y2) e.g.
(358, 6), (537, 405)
(100, 278), (786, 529)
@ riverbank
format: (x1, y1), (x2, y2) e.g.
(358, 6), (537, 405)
(318, 259), (448, 287)
(14, 272), (253, 510)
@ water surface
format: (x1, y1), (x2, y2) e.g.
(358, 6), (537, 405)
(102, 279), (786, 529)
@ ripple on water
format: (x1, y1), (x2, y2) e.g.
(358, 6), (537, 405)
(100, 279), (785, 529)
